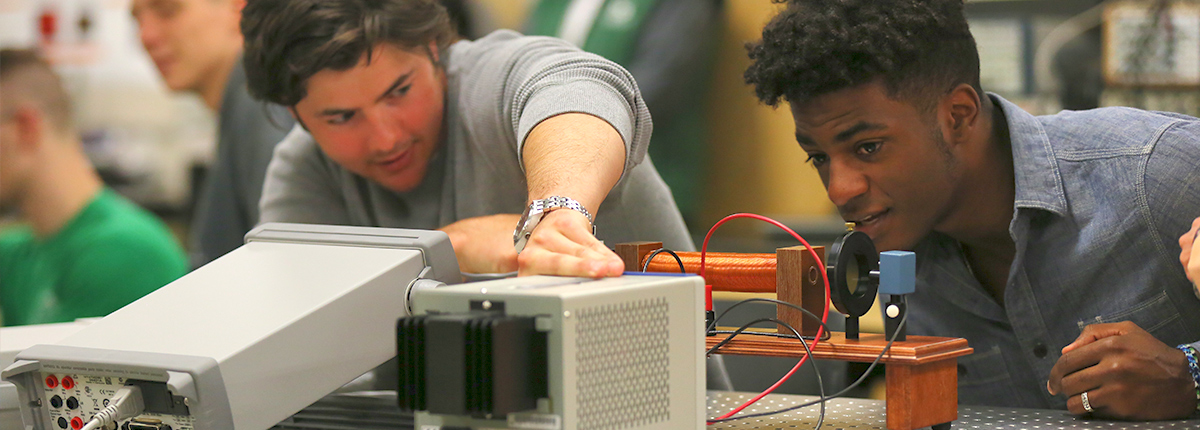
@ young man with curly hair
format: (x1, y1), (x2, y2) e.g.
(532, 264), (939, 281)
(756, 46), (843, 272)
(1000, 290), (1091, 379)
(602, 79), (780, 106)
(745, 0), (1200, 420)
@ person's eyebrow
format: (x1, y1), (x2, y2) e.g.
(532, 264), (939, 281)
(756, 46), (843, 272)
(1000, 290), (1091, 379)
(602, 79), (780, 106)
(315, 70), (414, 118)
(795, 132), (816, 148)
(317, 106), (355, 117)
(835, 121), (886, 142)
(375, 70), (413, 103)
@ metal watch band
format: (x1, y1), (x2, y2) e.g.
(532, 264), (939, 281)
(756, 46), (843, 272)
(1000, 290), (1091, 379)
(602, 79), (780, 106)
(540, 195), (593, 224)
(513, 196), (597, 254)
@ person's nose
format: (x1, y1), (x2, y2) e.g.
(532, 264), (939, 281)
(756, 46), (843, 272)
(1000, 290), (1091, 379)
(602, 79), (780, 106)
(136, 16), (161, 51)
(364, 108), (405, 153)
(825, 159), (869, 208)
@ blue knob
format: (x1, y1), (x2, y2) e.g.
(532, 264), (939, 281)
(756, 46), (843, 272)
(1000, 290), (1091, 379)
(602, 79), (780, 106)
(879, 251), (915, 295)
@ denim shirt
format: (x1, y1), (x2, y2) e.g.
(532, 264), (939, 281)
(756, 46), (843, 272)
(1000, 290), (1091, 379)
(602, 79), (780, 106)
(908, 94), (1200, 409)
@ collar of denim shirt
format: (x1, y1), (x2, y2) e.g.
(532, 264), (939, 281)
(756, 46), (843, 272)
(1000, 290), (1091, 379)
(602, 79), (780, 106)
(989, 93), (1069, 218)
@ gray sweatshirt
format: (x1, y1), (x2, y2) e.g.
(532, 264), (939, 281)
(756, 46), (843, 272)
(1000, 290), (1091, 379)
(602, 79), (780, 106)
(258, 30), (694, 252)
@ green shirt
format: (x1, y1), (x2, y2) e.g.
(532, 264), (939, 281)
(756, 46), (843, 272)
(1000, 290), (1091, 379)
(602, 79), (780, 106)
(0, 189), (187, 326)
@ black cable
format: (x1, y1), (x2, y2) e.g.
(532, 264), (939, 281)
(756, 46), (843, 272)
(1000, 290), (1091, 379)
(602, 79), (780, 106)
(708, 297), (833, 341)
(707, 317), (826, 429)
(642, 248), (686, 273)
(710, 330), (814, 340)
(708, 311), (909, 423)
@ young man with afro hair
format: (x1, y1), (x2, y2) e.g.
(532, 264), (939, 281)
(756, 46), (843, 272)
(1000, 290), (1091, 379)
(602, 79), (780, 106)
(746, 0), (1200, 420)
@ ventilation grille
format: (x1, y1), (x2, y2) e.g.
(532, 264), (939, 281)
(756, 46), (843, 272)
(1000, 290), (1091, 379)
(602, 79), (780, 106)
(575, 297), (670, 429)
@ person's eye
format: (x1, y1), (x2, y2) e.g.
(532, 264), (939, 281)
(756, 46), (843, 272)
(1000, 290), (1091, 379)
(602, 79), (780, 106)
(389, 85), (411, 98)
(806, 153), (828, 167)
(327, 112), (355, 125)
(152, 0), (181, 19)
(857, 141), (882, 156)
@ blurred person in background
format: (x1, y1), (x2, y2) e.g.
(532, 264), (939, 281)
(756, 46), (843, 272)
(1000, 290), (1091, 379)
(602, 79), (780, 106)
(132, 0), (293, 268)
(525, 0), (722, 226)
(0, 48), (187, 326)
(439, 0), (495, 40)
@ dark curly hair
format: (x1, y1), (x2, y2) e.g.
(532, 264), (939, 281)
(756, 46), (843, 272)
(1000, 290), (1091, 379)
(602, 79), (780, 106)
(241, 0), (456, 107)
(744, 0), (981, 112)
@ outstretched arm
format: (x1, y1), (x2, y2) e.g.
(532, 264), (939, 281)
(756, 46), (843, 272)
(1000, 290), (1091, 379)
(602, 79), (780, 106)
(516, 112), (626, 278)
(439, 113), (627, 277)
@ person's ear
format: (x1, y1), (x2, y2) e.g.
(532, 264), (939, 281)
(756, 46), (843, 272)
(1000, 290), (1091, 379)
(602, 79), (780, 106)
(11, 105), (45, 152)
(942, 84), (981, 144)
(229, 0), (247, 33)
(428, 42), (439, 63)
(287, 106), (309, 132)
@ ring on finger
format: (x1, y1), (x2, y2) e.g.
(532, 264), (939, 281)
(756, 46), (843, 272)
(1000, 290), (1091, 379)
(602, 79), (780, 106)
(1081, 391), (1094, 413)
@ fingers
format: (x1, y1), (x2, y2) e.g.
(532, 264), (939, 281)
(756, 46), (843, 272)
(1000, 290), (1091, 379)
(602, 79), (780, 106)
(1056, 358), (1104, 401)
(1061, 321), (1130, 355)
(517, 241), (622, 277)
(1048, 341), (1104, 396)
(1065, 386), (1112, 416)
(517, 210), (623, 278)
(1181, 220), (1199, 276)
(1050, 323), (1132, 394)
(1190, 236), (1200, 285)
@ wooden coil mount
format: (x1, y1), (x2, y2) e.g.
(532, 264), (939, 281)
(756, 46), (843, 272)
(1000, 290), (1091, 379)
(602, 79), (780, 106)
(616, 233), (972, 430)
(615, 241), (826, 337)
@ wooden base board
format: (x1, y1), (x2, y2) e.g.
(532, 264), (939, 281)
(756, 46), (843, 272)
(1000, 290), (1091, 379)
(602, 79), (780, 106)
(708, 331), (971, 430)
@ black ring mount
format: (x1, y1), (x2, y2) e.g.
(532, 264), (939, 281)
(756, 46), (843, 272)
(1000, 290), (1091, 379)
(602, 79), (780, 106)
(826, 230), (879, 339)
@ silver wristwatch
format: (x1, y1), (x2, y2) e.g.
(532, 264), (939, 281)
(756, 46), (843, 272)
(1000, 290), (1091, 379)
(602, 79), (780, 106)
(513, 196), (595, 253)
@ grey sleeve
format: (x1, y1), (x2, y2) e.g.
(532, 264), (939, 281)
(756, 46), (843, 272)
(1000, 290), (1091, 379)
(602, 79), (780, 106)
(235, 105), (294, 226)
(458, 32), (653, 180)
(257, 126), (352, 226)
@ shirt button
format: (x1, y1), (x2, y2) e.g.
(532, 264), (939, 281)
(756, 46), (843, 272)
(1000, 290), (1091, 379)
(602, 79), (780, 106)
(1033, 343), (1048, 358)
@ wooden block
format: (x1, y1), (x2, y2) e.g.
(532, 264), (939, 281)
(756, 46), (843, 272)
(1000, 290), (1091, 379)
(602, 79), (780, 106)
(885, 359), (959, 430)
(776, 245), (824, 337)
(615, 242), (662, 272)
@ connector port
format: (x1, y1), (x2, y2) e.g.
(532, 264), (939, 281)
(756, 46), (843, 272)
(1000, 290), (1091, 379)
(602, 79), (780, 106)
(122, 418), (172, 430)
(124, 380), (189, 415)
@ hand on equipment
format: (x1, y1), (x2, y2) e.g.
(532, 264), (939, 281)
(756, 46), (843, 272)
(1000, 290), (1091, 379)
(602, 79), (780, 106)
(439, 214), (521, 274)
(1047, 321), (1197, 420)
(516, 209), (623, 278)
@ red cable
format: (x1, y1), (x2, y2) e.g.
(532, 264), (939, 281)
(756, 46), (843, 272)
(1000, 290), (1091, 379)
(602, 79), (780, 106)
(702, 213), (831, 424)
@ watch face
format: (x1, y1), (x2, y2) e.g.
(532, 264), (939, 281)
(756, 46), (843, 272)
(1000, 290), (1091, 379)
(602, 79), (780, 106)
(514, 202), (546, 252)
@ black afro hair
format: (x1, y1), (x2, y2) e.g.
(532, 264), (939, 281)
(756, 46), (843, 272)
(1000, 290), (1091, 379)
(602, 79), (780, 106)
(744, 0), (981, 110)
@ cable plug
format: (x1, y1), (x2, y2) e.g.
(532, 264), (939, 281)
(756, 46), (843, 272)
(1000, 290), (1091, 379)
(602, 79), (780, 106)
(80, 385), (144, 430)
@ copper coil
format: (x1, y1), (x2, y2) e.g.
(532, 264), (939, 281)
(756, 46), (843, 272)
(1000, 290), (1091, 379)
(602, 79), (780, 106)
(641, 252), (777, 293)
